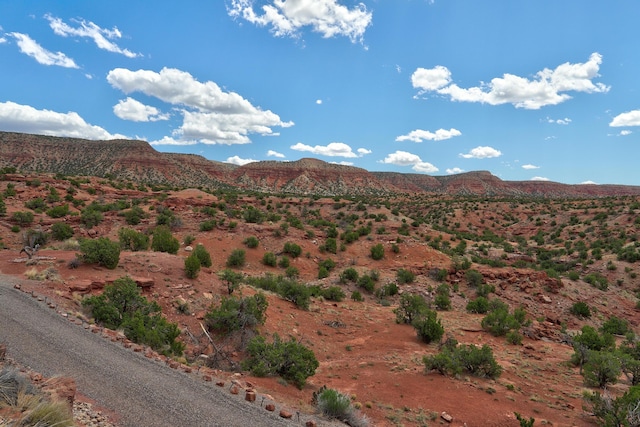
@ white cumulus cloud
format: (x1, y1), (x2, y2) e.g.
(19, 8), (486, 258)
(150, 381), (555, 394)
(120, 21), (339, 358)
(459, 146), (502, 159)
(446, 167), (464, 174)
(381, 150), (438, 173)
(396, 128), (461, 142)
(227, 0), (372, 43)
(46, 15), (141, 58)
(267, 149), (285, 158)
(0, 101), (125, 140)
(412, 53), (609, 109)
(107, 67), (292, 145)
(530, 176), (550, 181)
(522, 164), (540, 170)
(9, 32), (78, 68)
(113, 97), (169, 122)
(290, 141), (366, 158)
(226, 155), (258, 165)
(610, 110), (640, 127)
(546, 117), (571, 125)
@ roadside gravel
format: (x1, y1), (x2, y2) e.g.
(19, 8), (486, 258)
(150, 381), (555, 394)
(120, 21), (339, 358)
(0, 278), (335, 427)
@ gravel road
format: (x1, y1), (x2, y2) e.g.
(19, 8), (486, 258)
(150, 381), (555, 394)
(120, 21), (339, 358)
(0, 279), (327, 427)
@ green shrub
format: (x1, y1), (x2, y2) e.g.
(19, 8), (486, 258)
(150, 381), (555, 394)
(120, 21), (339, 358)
(218, 269), (244, 294)
(25, 197), (46, 211)
(278, 255), (290, 268)
(315, 387), (352, 419)
(465, 269), (484, 287)
(0, 195), (5, 217)
(124, 206), (145, 225)
(243, 236), (259, 248)
(583, 350), (622, 388)
(481, 304), (523, 337)
(51, 222), (74, 241)
(340, 267), (359, 283)
(118, 228), (149, 251)
(394, 294), (430, 324)
(226, 249), (246, 268)
(506, 330), (523, 345)
(242, 334), (319, 388)
(262, 251), (277, 267)
(601, 316), (629, 336)
(80, 207), (103, 228)
(12, 211), (34, 226)
(584, 272), (609, 291)
(46, 204), (69, 218)
(321, 286), (345, 302)
(351, 290), (363, 302)
(424, 343), (502, 379)
(192, 244), (212, 267)
(283, 242), (302, 258)
(82, 276), (184, 356)
(569, 301), (591, 318)
(199, 219), (216, 231)
(466, 296), (489, 314)
(370, 243), (384, 260)
(583, 385), (640, 427)
(318, 266), (329, 279)
(151, 225), (180, 254)
(321, 237), (337, 254)
(204, 293), (267, 335)
(79, 237), (120, 269)
(396, 268), (415, 284)
(357, 274), (375, 293)
(413, 309), (444, 344)
(184, 254), (201, 279)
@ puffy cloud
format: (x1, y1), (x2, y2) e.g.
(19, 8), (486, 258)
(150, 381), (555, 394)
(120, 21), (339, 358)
(581, 180), (597, 185)
(113, 97), (169, 122)
(225, 155), (258, 166)
(412, 53), (609, 109)
(46, 15), (140, 58)
(316, 99), (323, 105)
(619, 130), (632, 136)
(330, 161), (354, 166)
(522, 164), (540, 170)
(530, 176), (550, 181)
(227, 0), (372, 43)
(446, 167), (464, 174)
(459, 146), (502, 159)
(411, 65), (451, 92)
(396, 128), (461, 142)
(267, 149), (285, 158)
(357, 147), (372, 156)
(9, 32), (78, 68)
(0, 100), (124, 140)
(290, 141), (366, 157)
(107, 67), (292, 145)
(0, 36), (7, 44)
(610, 109), (640, 127)
(381, 150), (439, 173)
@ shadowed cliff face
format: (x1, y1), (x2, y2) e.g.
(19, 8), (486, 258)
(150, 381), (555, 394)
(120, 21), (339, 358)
(2, 131), (640, 197)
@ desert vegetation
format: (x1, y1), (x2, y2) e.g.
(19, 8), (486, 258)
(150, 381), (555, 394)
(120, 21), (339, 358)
(1, 167), (640, 426)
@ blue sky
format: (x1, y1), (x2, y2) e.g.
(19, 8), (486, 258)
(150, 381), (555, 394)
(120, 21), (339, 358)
(1, 1), (639, 185)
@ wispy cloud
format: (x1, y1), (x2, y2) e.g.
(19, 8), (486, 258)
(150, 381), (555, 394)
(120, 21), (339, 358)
(546, 117), (571, 125)
(46, 15), (141, 58)
(227, 0), (372, 44)
(9, 32), (78, 68)
(412, 53), (609, 109)
(522, 164), (540, 170)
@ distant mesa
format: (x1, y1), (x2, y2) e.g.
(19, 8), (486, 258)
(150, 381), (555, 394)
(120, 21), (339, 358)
(1, 131), (639, 197)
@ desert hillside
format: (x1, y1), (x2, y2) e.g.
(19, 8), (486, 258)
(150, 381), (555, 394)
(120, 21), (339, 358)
(3, 131), (640, 197)
(0, 165), (639, 426)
